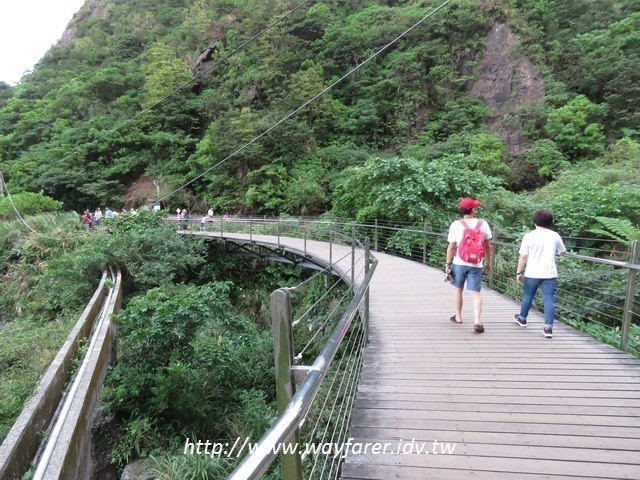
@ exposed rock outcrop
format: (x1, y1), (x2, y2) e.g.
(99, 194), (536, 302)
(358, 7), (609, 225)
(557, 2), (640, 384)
(470, 23), (545, 157)
(59, 1), (109, 46)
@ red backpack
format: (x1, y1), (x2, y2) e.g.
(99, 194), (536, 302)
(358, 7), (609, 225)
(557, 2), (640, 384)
(457, 219), (485, 263)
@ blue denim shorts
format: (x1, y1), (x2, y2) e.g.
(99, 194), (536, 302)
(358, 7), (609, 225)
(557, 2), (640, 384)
(450, 264), (483, 292)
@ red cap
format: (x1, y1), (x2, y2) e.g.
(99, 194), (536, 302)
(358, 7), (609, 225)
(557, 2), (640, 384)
(458, 197), (481, 209)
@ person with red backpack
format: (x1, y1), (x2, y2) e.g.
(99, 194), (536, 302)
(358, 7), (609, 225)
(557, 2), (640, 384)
(445, 197), (493, 333)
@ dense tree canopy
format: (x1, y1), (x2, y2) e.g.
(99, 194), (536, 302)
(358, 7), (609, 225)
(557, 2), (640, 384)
(0, 0), (636, 235)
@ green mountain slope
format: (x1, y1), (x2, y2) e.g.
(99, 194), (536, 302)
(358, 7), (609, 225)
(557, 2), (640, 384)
(0, 0), (637, 230)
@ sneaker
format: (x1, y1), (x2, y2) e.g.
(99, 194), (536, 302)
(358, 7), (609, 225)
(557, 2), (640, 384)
(514, 314), (527, 327)
(543, 327), (553, 339)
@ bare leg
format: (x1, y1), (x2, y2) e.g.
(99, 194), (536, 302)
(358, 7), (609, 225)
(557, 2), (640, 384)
(470, 291), (483, 325)
(453, 287), (463, 323)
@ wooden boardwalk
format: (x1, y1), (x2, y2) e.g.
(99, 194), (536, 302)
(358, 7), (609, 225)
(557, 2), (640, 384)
(341, 251), (640, 480)
(198, 231), (640, 479)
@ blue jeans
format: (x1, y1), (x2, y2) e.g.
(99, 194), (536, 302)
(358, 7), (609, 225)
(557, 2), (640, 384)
(520, 277), (558, 327)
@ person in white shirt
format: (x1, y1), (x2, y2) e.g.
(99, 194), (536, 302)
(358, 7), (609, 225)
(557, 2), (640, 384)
(514, 209), (567, 338)
(445, 197), (493, 333)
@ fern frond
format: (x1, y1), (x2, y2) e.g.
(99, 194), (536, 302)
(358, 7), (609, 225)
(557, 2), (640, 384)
(591, 217), (640, 242)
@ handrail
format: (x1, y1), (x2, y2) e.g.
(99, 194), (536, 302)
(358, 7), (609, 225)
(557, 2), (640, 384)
(172, 215), (639, 270)
(227, 253), (377, 479)
(33, 266), (122, 479)
(184, 215), (638, 354)
(32, 267), (119, 478)
(0, 271), (109, 480)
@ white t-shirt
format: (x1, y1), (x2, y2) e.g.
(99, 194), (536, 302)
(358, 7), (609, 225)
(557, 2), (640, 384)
(519, 227), (566, 278)
(447, 218), (492, 267)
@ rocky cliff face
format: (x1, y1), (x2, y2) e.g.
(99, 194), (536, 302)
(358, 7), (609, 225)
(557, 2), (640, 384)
(470, 23), (545, 157)
(59, 0), (108, 46)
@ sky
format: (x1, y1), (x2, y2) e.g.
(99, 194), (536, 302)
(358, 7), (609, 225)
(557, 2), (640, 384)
(0, 0), (87, 85)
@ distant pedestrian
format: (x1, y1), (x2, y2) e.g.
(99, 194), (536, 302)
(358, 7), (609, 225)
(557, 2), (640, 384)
(81, 212), (92, 229)
(94, 207), (103, 227)
(180, 209), (189, 230)
(445, 197), (492, 333)
(200, 215), (206, 231)
(514, 209), (567, 338)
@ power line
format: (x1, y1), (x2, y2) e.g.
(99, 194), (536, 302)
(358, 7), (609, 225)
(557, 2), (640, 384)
(156, 0), (455, 205)
(41, 0), (316, 170)
(0, 172), (56, 240)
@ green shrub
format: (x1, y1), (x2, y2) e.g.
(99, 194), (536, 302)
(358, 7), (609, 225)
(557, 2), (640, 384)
(102, 282), (274, 462)
(0, 192), (61, 220)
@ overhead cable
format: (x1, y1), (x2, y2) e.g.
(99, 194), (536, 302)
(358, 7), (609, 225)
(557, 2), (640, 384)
(0, 172), (56, 240)
(42, 0), (316, 169)
(156, 0), (455, 204)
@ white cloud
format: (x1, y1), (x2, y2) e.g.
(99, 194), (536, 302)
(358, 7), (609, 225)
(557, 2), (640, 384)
(0, 0), (87, 85)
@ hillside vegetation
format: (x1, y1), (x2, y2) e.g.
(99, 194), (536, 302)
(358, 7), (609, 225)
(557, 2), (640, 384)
(0, 0), (637, 240)
(0, 2), (639, 474)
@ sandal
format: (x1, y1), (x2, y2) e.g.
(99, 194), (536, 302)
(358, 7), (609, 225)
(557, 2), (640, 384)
(450, 315), (462, 324)
(474, 324), (485, 333)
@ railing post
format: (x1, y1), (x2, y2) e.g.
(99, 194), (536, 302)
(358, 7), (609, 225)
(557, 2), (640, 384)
(278, 217), (281, 247)
(374, 219), (379, 252)
(365, 237), (370, 344)
(422, 220), (427, 264)
(329, 231), (333, 267)
(621, 240), (639, 352)
(351, 226), (356, 288)
(271, 289), (303, 480)
(220, 216), (224, 237)
(249, 217), (253, 242)
(303, 219), (307, 255)
(488, 229), (497, 290)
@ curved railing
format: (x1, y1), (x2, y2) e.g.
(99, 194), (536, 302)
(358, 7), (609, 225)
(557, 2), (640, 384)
(177, 218), (377, 479)
(178, 215), (639, 354)
(180, 215), (637, 479)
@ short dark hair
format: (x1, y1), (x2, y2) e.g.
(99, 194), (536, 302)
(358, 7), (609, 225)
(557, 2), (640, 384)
(458, 207), (472, 216)
(533, 209), (554, 228)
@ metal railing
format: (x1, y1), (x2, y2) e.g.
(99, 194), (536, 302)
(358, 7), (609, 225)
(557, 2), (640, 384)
(176, 216), (376, 480)
(178, 215), (639, 356)
(173, 215), (638, 479)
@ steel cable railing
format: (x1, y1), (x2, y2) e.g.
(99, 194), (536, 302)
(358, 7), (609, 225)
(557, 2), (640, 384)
(174, 215), (638, 479)
(189, 215), (638, 348)
(201, 218), (376, 480)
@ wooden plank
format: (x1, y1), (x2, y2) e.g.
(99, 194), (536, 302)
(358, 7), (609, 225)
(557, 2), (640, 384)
(341, 464), (595, 480)
(203, 233), (640, 479)
(341, 452), (640, 478)
(354, 391), (640, 407)
(355, 384), (640, 398)
(338, 246), (640, 479)
(353, 399), (640, 416)
(346, 426), (640, 450)
(352, 407), (640, 427)
(341, 438), (637, 464)
(340, 463), (639, 480)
